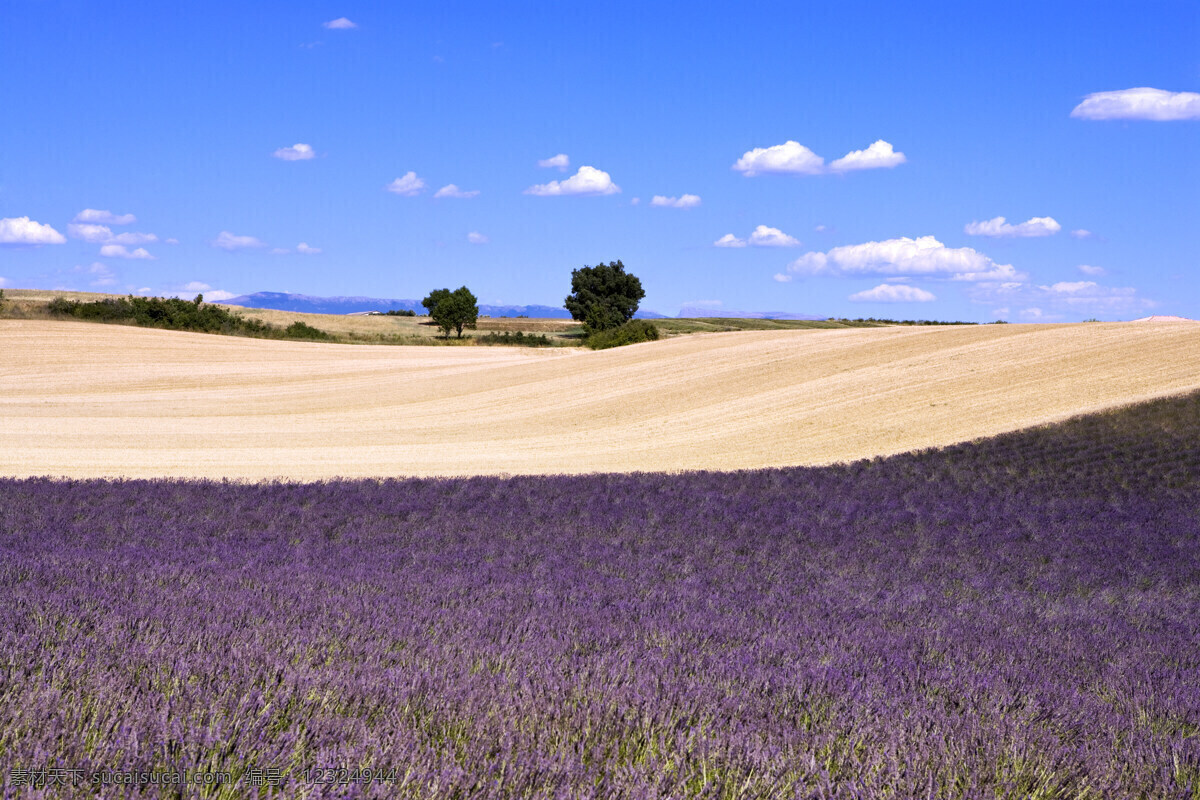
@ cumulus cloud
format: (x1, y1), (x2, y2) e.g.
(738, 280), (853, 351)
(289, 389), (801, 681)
(69, 224), (158, 245)
(524, 165), (620, 196)
(73, 209), (136, 225)
(537, 154), (569, 171)
(734, 139), (906, 176)
(964, 216), (1062, 238)
(786, 235), (1023, 282)
(714, 225), (801, 248)
(650, 194), (701, 208)
(99, 244), (154, 260)
(323, 17), (357, 29)
(434, 184), (480, 199)
(829, 140), (907, 172)
(1071, 87), (1200, 121)
(296, 242), (321, 254)
(733, 141), (825, 176)
(0, 216), (66, 245)
(1070, 229), (1094, 239)
(466, 231), (489, 244)
(273, 143), (315, 161)
(772, 273), (793, 283)
(386, 172), (426, 196)
(849, 283), (936, 303)
(212, 231), (265, 251)
(1078, 264), (1106, 276)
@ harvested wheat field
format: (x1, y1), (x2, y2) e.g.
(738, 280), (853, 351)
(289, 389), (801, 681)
(3, 318), (1199, 479)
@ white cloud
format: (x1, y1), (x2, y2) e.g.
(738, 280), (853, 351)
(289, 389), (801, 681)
(434, 184), (480, 199)
(537, 153), (570, 171)
(968, 278), (1155, 317)
(99, 244), (154, 260)
(466, 232), (489, 244)
(787, 235), (1023, 282)
(734, 139), (906, 176)
(748, 225), (800, 247)
(524, 165), (620, 196)
(77, 262), (117, 287)
(732, 140), (824, 176)
(69, 224), (157, 245)
(166, 238), (180, 245)
(386, 172), (426, 196)
(212, 231), (265, 251)
(772, 273), (793, 283)
(713, 233), (747, 248)
(74, 209), (135, 225)
(650, 194), (701, 208)
(323, 17), (358, 29)
(630, 197), (641, 205)
(68, 223), (113, 243)
(964, 216), (1062, 238)
(1070, 229), (1094, 239)
(0, 276), (7, 287)
(296, 242), (321, 254)
(829, 140), (907, 172)
(849, 283), (936, 303)
(205, 290), (236, 301)
(273, 143), (315, 161)
(814, 224), (828, 232)
(1077, 264), (1106, 276)
(270, 247), (290, 255)
(1071, 87), (1200, 121)
(183, 281), (210, 291)
(0, 216), (66, 245)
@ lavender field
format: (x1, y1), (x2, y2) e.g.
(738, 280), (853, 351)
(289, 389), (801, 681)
(3, 393), (1200, 798)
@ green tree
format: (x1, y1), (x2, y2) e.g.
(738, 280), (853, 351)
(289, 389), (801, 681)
(564, 260), (645, 333)
(422, 288), (452, 316)
(427, 285), (478, 338)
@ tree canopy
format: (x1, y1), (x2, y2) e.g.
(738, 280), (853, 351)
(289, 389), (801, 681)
(424, 285), (479, 338)
(564, 260), (645, 333)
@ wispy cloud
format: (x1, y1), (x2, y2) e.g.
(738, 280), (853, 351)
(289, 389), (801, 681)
(323, 17), (357, 29)
(1070, 229), (1094, 239)
(386, 172), (426, 196)
(537, 153), (570, 171)
(73, 209), (136, 225)
(76, 261), (118, 287)
(467, 232), (489, 244)
(968, 278), (1155, 318)
(849, 283), (936, 302)
(1078, 264), (1106, 276)
(965, 216), (1061, 238)
(650, 194), (701, 208)
(69, 224), (158, 246)
(524, 166), (620, 196)
(787, 235), (1023, 282)
(99, 244), (154, 260)
(296, 242), (321, 254)
(733, 139), (906, 176)
(273, 143), (315, 161)
(714, 225), (801, 248)
(434, 184), (480, 199)
(0, 216), (66, 245)
(212, 231), (265, 251)
(1071, 87), (1200, 121)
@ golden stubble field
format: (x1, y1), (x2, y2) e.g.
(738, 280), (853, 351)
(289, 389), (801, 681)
(3, 318), (1199, 480)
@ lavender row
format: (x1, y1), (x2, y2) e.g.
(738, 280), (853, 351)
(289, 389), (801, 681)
(2, 392), (1199, 798)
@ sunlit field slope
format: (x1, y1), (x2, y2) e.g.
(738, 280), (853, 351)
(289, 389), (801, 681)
(2, 318), (1199, 479)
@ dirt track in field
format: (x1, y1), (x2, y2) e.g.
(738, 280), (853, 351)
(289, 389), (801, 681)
(3, 319), (1200, 480)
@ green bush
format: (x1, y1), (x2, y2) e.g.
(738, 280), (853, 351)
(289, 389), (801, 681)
(383, 309), (416, 316)
(284, 321), (334, 340)
(584, 319), (660, 350)
(476, 331), (553, 347)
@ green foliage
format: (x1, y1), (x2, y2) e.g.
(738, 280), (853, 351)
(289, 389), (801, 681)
(425, 286), (479, 338)
(827, 317), (977, 326)
(284, 321), (334, 340)
(476, 331), (554, 347)
(585, 319), (660, 350)
(421, 289), (452, 316)
(384, 309), (416, 316)
(45, 294), (333, 341)
(565, 260), (645, 334)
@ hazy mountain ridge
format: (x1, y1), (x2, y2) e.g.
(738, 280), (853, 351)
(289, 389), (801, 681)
(219, 292), (826, 320)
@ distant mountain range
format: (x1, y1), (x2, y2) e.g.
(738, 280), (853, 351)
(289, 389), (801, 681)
(220, 292), (819, 320)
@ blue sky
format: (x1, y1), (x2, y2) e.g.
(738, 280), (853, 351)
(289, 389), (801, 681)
(2, 1), (1197, 321)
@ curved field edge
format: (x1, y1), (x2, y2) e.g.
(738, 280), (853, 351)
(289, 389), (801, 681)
(3, 318), (1200, 479)
(2, 392), (1199, 798)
